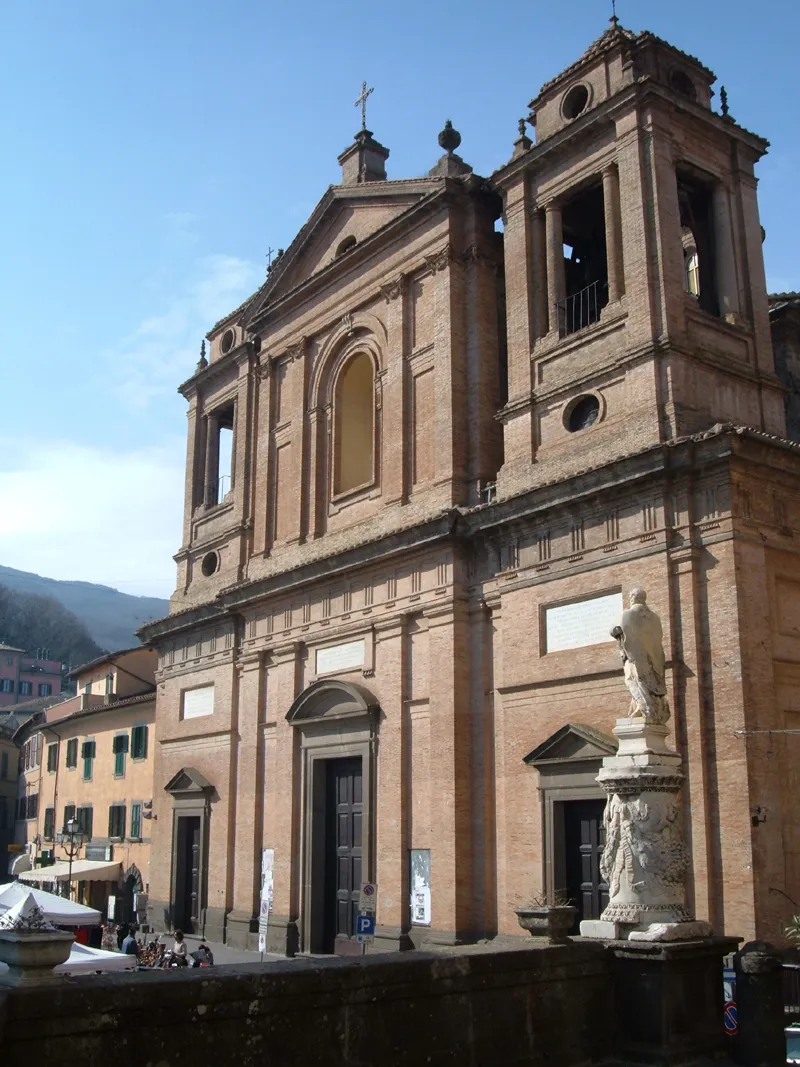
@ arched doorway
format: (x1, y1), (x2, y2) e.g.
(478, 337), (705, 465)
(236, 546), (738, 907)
(121, 863), (143, 925)
(286, 679), (379, 955)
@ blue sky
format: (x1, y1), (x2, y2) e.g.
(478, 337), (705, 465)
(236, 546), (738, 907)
(0, 0), (797, 598)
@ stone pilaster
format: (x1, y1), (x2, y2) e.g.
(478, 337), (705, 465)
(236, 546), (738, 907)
(380, 277), (407, 506)
(712, 183), (741, 321)
(602, 163), (624, 303)
(545, 201), (565, 337)
(264, 641), (302, 956)
(203, 412), (220, 507)
(227, 651), (266, 949)
(372, 616), (413, 952)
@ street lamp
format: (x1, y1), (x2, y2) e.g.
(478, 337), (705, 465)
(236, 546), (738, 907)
(55, 818), (86, 900)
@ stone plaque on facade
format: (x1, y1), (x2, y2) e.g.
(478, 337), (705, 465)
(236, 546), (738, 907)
(183, 684), (215, 719)
(544, 591), (622, 653)
(315, 638), (366, 676)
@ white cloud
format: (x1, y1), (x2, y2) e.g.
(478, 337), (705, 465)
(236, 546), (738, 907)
(109, 253), (263, 409)
(0, 437), (185, 599)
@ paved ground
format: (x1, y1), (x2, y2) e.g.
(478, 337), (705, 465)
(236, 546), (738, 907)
(181, 934), (286, 965)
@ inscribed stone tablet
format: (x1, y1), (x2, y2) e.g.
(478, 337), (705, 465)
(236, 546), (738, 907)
(544, 591), (622, 653)
(316, 638), (365, 675)
(183, 684), (215, 719)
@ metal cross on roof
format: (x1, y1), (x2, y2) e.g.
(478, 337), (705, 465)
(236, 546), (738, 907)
(354, 80), (373, 131)
(610, 0), (619, 26)
(266, 246), (275, 268)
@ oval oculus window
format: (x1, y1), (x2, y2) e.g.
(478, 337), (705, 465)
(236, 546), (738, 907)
(201, 551), (219, 577)
(563, 84), (590, 120)
(565, 394), (601, 432)
(220, 329), (235, 354)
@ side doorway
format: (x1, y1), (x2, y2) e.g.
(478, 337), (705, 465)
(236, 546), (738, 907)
(323, 756), (363, 954)
(164, 767), (214, 936)
(524, 722), (617, 929)
(174, 815), (201, 933)
(563, 798), (608, 929)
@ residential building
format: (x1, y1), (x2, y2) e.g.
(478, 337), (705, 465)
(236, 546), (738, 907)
(0, 718), (18, 883)
(13, 647), (157, 919)
(138, 21), (800, 953)
(0, 643), (63, 708)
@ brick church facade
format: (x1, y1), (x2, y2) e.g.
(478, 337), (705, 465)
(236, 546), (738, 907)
(140, 22), (800, 952)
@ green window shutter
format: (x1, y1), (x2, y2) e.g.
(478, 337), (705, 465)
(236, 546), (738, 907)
(63, 803), (75, 829)
(131, 725), (148, 760)
(130, 803), (141, 839)
(44, 808), (54, 839)
(78, 806), (93, 839)
(47, 745), (57, 772)
(114, 749), (125, 777)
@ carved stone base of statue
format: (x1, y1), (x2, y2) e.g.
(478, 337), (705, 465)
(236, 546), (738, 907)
(579, 717), (711, 942)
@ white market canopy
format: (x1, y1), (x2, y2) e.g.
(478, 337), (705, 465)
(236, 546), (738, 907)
(18, 859), (121, 886)
(0, 881), (102, 924)
(0, 942), (134, 978)
(56, 943), (135, 975)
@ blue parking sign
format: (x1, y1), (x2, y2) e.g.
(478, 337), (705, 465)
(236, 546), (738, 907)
(356, 912), (376, 937)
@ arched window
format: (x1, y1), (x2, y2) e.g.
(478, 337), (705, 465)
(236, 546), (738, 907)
(334, 352), (375, 495)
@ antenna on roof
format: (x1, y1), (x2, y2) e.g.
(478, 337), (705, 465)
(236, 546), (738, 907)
(610, 0), (619, 27)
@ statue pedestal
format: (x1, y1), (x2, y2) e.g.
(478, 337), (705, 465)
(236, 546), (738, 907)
(607, 936), (741, 1066)
(579, 717), (711, 942)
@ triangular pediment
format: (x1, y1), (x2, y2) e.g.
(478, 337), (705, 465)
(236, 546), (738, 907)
(523, 723), (617, 766)
(164, 766), (214, 795)
(244, 179), (444, 323)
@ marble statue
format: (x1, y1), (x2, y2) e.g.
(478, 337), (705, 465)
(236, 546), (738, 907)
(610, 587), (670, 725)
(579, 586), (711, 941)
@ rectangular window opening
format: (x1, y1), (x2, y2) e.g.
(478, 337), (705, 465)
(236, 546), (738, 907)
(44, 807), (55, 840)
(65, 738), (78, 769)
(77, 805), (93, 840)
(47, 744), (58, 773)
(131, 724), (149, 761)
(203, 403), (235, 507)
(677, 168), (718, 317)
(81, 739), (95, 781)
(558, 181), (609, 337)
(112, 733), (129, 777)
(108, 803), (126, 840)
(130, 802), (142, 840)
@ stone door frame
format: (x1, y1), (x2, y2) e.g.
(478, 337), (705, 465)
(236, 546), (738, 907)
(524, 723), (616, 901)
(286, 680), (379, 954)
(163, 767), (214, 936)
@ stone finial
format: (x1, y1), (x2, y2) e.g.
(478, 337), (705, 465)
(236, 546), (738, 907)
(429, 120), (472, 178)
(196, 340), (208, 373)
(720, 85), (730, 117)
(438, 119), (462, 155)
(513, 117), (532, 157)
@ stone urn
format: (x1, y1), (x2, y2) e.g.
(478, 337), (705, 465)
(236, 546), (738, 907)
(0, 893), (74, 986)
(0, 930), (74, 986)
(515, 905), (578, 944)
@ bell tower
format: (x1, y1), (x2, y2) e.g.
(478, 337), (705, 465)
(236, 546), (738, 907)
(493, 21), (781, 496)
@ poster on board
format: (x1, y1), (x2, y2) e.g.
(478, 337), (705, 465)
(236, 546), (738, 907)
(258, 848), (274, 953)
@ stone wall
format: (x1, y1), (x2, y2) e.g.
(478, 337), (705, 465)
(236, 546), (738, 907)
(0, 945), (614, 1067)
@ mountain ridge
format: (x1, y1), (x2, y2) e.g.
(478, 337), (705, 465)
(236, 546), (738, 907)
(0, 565), (169, 652)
